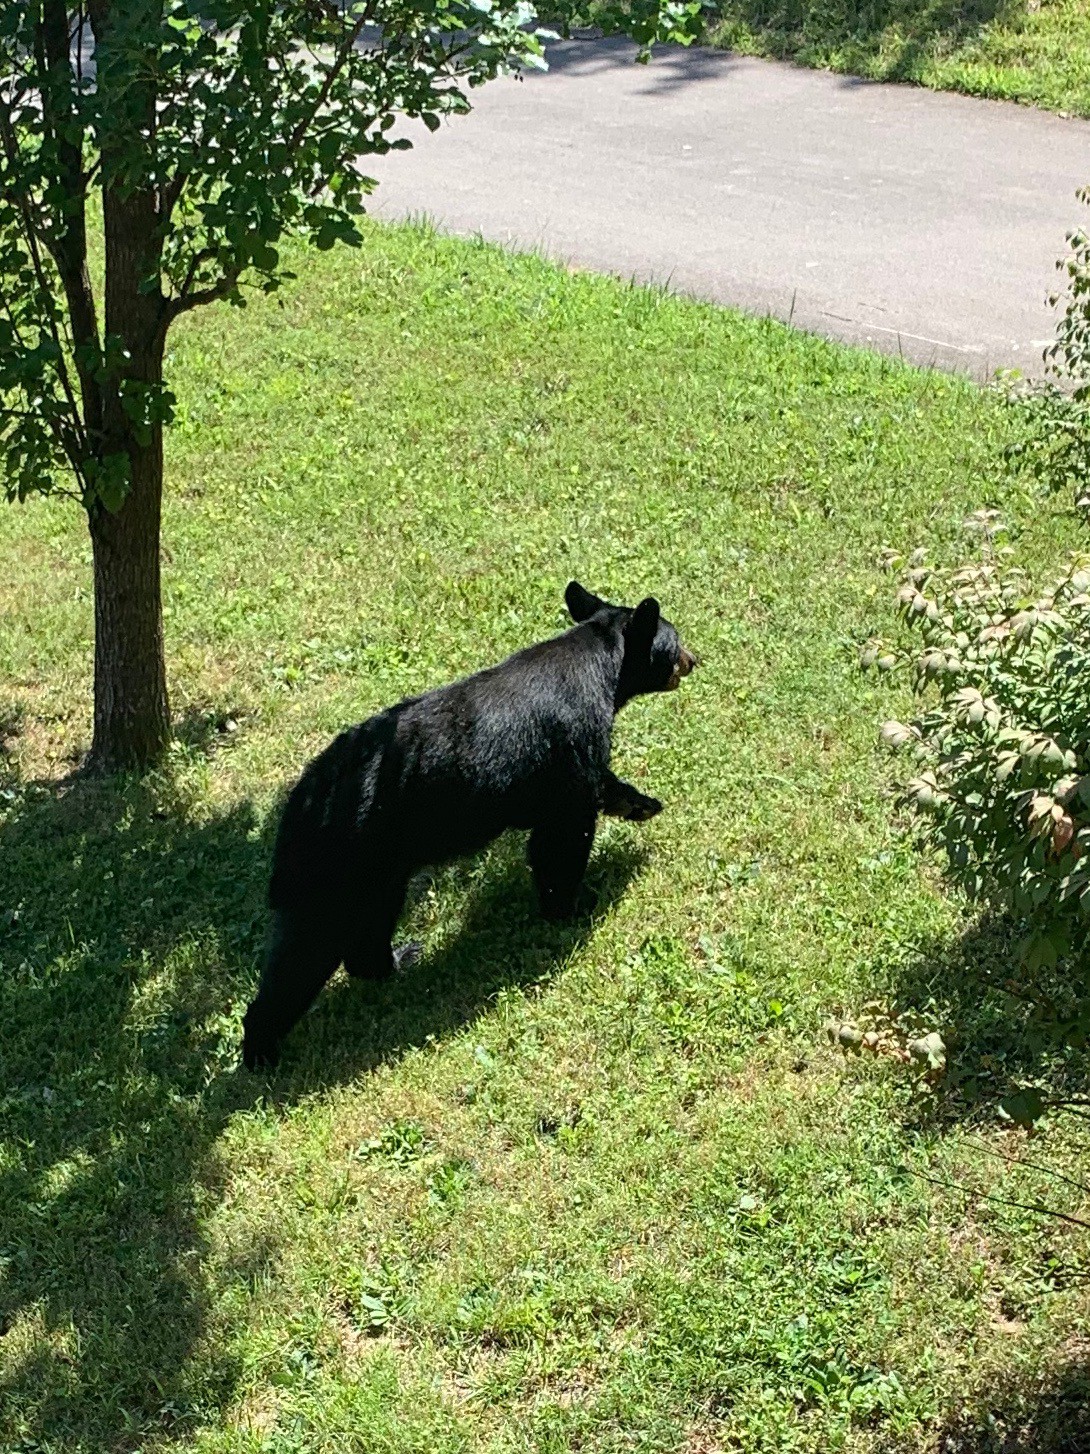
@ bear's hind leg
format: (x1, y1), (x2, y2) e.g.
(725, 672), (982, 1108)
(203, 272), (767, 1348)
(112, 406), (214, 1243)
(242, 909), (342, 1070)
(528, 804), (597, 922)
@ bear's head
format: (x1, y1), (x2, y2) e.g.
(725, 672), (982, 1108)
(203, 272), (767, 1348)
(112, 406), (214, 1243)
(565, 581), (697, 707)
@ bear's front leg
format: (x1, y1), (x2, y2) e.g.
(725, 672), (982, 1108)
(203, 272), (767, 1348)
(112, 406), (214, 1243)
(342, 878), (420, 981)
(528, 804), (597, 921)
(600, 769), (662, 823)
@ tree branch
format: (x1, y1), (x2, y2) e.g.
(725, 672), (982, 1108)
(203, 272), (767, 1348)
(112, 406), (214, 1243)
(0, 108), (89, 477)
(287, 5), (375, 155)
(160, 169), (187, 223)
(164, 3), (374, 320)
(176, 245), (218, 300)
(303, 0), (349, 27)
(964, 1137), (1090, 1197)
(168, 265), (243, 319)
(909, 1167), (1090, 1231)
(40, 0), (104, 439)
(0, 279), (88, 496)
(163, 243), (233, 320)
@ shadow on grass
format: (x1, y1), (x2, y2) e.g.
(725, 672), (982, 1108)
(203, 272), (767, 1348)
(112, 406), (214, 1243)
(0, 769), (642, 1449)
(540, 0), (1024, 88)
(270, 833), (646, 1095)
(939, 1353), (1090, 1452)
(701, 0), (1018, 80)
(887, 913), (1090, 1127)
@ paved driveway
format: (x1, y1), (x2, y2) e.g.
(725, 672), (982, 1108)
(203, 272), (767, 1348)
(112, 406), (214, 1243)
(368, 37), (1090, 376)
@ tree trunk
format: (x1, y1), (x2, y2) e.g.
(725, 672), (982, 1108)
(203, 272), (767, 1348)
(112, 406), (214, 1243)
(86, 160), (171, 773)
(86, 422), (170, 774)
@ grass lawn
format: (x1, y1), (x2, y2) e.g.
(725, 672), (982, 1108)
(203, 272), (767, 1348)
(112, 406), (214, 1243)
(2, 223), (1089, 1452)
(702, 0), (1090, 116)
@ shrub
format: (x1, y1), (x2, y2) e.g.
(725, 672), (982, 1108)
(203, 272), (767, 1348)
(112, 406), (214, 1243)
(1006, 186), (1090, 511)
(863, 527), (1090, 972)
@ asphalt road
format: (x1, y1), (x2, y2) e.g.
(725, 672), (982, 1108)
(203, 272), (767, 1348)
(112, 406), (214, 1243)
(367, 37), (1090, 377)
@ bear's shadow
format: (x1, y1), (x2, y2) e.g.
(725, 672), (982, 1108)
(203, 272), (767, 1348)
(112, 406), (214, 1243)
(264, 828), (646, 1092)
(0, 769), (644, 1448)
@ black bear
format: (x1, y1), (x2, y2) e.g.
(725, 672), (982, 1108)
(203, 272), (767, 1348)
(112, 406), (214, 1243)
(241, 582), (697, 1068)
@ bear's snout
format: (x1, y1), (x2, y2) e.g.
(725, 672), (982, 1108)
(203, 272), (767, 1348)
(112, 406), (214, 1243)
(667, 647), (698, 690)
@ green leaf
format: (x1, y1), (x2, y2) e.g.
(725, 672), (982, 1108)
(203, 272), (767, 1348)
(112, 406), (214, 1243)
(84, 452), (131, 513)
(358, 1291), (390, 1328)
(998, 1088), (1047, 1128)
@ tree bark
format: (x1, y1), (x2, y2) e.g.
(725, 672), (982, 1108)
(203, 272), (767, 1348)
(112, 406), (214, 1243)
(81, 0), (172, 774)
(86, 177), (171, 773)
(85, 315), (171, 774)
(87, 425), (170, 774)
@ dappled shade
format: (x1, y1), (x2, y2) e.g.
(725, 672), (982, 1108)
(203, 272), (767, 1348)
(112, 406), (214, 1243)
(0, 768), (642, 1445)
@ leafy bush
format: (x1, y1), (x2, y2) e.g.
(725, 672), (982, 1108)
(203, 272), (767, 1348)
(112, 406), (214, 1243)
(863, 526), (1090, 972)
(1007, 186), (1090, 510)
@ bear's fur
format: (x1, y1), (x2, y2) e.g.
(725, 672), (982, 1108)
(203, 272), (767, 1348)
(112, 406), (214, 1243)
(241, 581), (696, 1068)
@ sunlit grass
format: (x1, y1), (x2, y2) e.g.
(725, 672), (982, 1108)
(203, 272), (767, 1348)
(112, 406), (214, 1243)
(1, 223), (1088, 1453)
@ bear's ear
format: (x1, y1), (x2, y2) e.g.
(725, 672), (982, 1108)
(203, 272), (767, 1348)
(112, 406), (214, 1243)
(624, 596), (660, 656)
(565, 581), (605, 622)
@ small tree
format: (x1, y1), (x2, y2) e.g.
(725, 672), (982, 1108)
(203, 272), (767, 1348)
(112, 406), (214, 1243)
(1006, 185), (1090, 511)
(0, 1), (698, 773)
(864, 534), (1090, 975)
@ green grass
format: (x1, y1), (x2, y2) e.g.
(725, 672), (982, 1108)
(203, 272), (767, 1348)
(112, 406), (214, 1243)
(703, 0), (1090, 116)
(2, 223), (1090, 1453)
